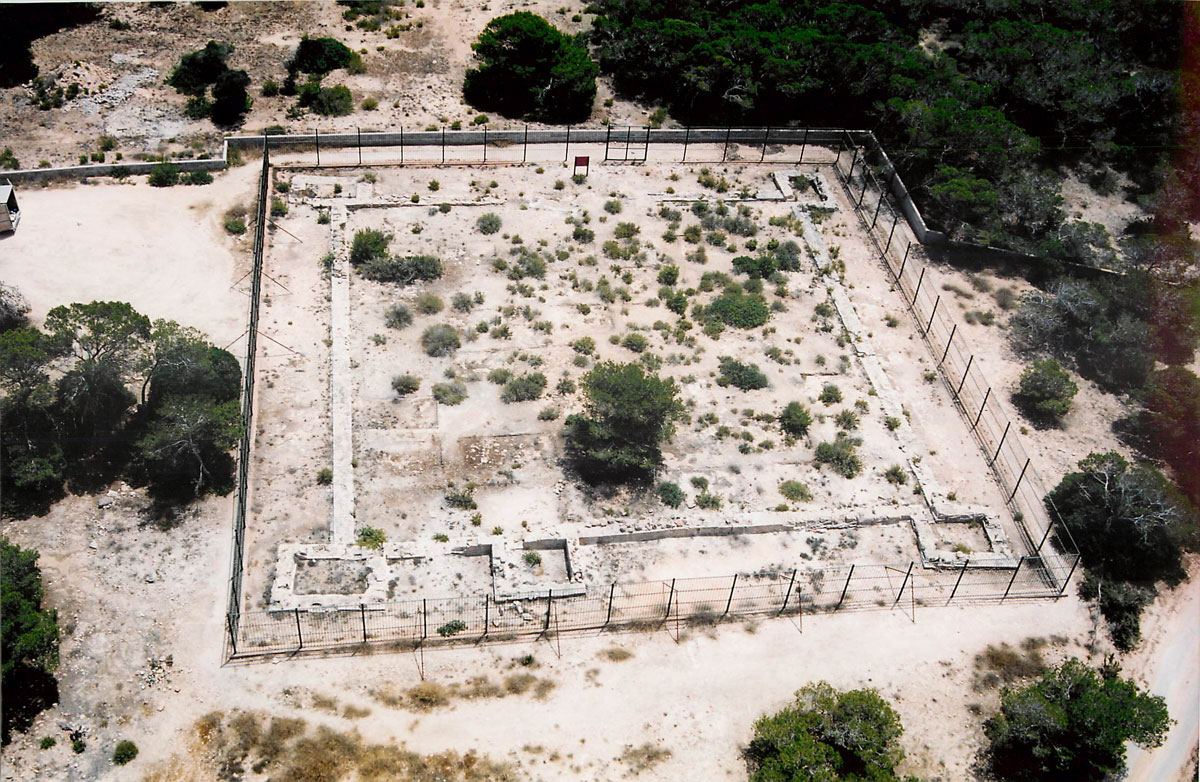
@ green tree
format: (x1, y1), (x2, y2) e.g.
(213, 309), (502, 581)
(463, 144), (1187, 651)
(745, 681), (914, 782)
(1013, 359), (1078, 426)
(463, 12), (598, 123)
(210, 69), (251, 127)
(778, 401), (812, 437)
(1048, 452), (1188, 586)
(1138, 366), (1200, 503)
(137, 396), (242, 501)
(1, 538), (60, 745)
(167, 40), (233, 96)
(564, 361), (683, 484)
(984, 658), (1169, 781)
(140, 320), (240, 406)
(44, 301), (151, 378)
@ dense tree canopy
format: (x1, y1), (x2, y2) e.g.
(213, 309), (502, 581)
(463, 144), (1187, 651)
(463, 12), (598, 123)
(166, 40), (250, 127)
(984, 658), (1169, 781)
(563, 361), (682, 483)
(0, 301), (241, 516)
(1, 538), (60, 744)
(745, 682), (915, 782)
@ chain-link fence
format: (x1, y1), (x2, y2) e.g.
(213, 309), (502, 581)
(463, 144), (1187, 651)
(225, 142), (270, 644)
(226, 554), (1076, 658)
(829, 133), (1080, 583)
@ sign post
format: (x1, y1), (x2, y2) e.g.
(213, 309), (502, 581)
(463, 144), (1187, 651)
(573, 155), (589, 178)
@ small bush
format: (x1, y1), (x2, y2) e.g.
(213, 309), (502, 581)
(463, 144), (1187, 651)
(350, 228), (391, 265)
(717, 357), (768, 391)
(658, 481), (684, 507)
(414, 292), (444, 314)
(501, 373), (548, 403)
(603, 199), (622, 214)
(779, 401), (812, 436)
(445, 486), (477, 509)
(40, 737), (56, 750)
(476, 213), (502, 234)
(72, 739), (86, 754)
(1013, 359), (1078, 426)
(571, 337), (595, 355)
(357, 526), (387, 549)
(523, 551), (542, 566)
(779, 480), (812, 502)
(224, 217), (246, 235)
(835, 410), (859, 430)
(391, 374), (420, 396)
(385, 304), (413, 329)
(437, 619), (467, 637)
(421, 325), (461, 357)
(538, 407), (560, 420)
(148, 162), (180, 187)
(432, 381), (467, 405)
(270, 197), (288, 217)
(316, 468), (333, 485)
(261, 79), (280, 97)
(884, 465), (908, 485)
(657, 265), (680, 286)
(488, 368), (514, 385)
(819, 384), (842, 406)
(361, 254), (443, 285)
(885, 416), (902, 431)
(361, 96), (379, 110)
(696, 492), (722, 509)
(814, 433), (862, 478)
(621, 333), (649, 353)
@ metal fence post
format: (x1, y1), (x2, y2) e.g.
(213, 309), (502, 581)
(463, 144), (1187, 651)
(682, 125), (690, 162)
(955, 355), (974, 398)
(834, 134), (844, 167)
(760, 126), (770, 162)
(422, 598), (428, 639)
(400, 125), (404, 165)
(623, 125), (631, 160)
(911, 267), (925, 306)
(360, 603), (367, 642)
(897, 243), (911, 281)
(314, 127), (320, 165)
(973, 387), (991, 430)
(925, 295), (941, 334)
(564, 124), (570, 162)
(522, 124), (528, 163)
(357, 127), (361, 166)
(1002, 558), (1023, 600)
(441, 126), (445, 164)
(948, 558), (969, 603)
(723, 574), (738, 617)
(1008, 459), (1031, 503)
(779, 569), (797, 614)
(604, 125), (611, 160)
(884, 213), (899, 255)
(482, 126), (487, 164)
(939, 324), (956, 366)
(544, 589), (553, 631)
(1059, 554), (1080, 596)
(1036, 519), (1055, 554)
(722, 126), (731, 161)
(857, 174), (869, 206)
(605, 583), (616, 626)
(294, 607), (303, 650)
(893, 562), (914, 606)
(799, 127), (808, 164)
(847, 145), (860, 179)
(226, 613), (238, 656)
(992, 421), (1011, 465)
(663, 578), (676, 622)
(483, 594), (489, 637)
(837, 564), (855, 608)
(870, 190), (885, 229)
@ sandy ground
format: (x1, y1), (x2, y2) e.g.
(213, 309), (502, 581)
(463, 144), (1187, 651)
(3, 3), (1195, 781)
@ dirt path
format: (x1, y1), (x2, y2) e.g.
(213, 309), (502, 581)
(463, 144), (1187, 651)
(1124, 567), (1200, 781)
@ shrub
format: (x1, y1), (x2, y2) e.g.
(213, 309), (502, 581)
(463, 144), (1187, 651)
(437, 619), (467, 637)
(657, 265), (680, 286)
(316, 468), (333, 485)
(186, 170), (213, 185)
(695, 492), (722, 509)
(814, 433), (862, 478)
(357, 526), (386, 549)
(261, 79), (279, 97)
(445, 486), (477, 509)
(572, 225), (595, 243)
(476, 213), (502, 234)
(39, 737), (55, 750)
(706, 288), (770, 329)
(614, 221), (640, 239)
(431, 381), (468, 405)
(361, 96), (378, 110)
(884, 465), (908, 485)
(421, 325), (461, 357)
(291, 37), (357, 75)
(657, 481), (684, 507)
(1013, 359), (1077, 426)
(148, 162), (180, 187)
(487, 368), (514, 385)
(223, 217), (246, 235)
(834, 410), (859, 430)
(716, 357), (768, 391)
(779, 480), (811, 502)
(778, 402), (812, 436)
(818, 384), (842, 405)
(538, 407), (560, 420)
(270, 197), (288, 217)
(571, 337), (595, 355)
(385, 304), (413, 329)
(350, 228), (391, 265)
(603, 199), (622, 214)
(391, 374), (420, 396)
(1, 540), (60, 743)
(361, 254), (443, 285)
(621, 333), (649, 353)
(307, 84), (354, 116)
(414, 293), (444, 314)
(500, 373), (548, 403)
(167, 40), (232, 95)
(523, 551), (542, 566)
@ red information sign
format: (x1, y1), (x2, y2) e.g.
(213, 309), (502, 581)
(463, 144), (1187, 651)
(573, 156), (589, 177)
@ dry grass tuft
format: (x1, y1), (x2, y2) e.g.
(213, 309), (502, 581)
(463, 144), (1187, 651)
(973, 638), (1047, 689)
(620, 743), (673, 773)
(600, 646), (634, 662)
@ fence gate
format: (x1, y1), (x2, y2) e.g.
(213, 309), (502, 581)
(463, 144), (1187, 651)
(604, 126), (649, 162)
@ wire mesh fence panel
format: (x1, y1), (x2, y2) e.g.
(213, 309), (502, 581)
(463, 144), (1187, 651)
(424, 596), (487, 641)
(238, 609), (302, 654)
(298, 608), (364, 649)
(728, 574), (791, 615)
(365, 600), (423, 644)
(550, 590), (610, 633)
(610, 581), (673, 625)
(667, 576), (736, 622)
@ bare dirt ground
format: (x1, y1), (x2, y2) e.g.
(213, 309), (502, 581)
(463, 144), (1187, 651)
(2, 3), (1194, 781)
